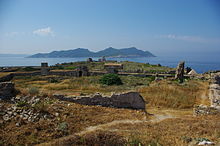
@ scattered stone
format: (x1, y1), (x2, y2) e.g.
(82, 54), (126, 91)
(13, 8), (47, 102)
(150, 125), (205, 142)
(15, 122), (20, 127)
(193, 105), (220, 115)
(55, 113), (59, 117)
(197, 140), (215, 145)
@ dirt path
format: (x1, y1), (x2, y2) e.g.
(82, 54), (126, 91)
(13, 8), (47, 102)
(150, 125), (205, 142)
(39, 108), (191, 146)
(76, 110), (177, 136)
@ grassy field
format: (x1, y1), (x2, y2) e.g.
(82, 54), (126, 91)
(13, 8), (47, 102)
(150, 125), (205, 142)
(139, 80), (210, 109)
(13, 75), (208, 109)
(2, 70), (219, 145)
(51, 61), (173, 73)
(13, 75), (153, 96)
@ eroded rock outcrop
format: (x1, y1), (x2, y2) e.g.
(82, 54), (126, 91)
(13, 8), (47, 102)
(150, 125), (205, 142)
(0, 82), (17, 100)
(54, 92), (146, 110)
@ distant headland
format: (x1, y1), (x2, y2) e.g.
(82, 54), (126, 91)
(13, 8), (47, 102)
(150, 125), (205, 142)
(28, 47), (155, 58)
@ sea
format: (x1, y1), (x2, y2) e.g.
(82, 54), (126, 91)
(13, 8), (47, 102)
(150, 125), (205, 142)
(0, 53), (220, 73)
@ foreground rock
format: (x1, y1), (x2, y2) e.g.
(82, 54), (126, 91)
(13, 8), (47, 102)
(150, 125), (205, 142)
(54, 92), (146, 110)
(0, 82), (17, 100)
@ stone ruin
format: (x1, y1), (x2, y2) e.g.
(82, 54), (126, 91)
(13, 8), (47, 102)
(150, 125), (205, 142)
(0, 82), (17, 100)
(104, 63), (123, 74)
(76, 66), (89, 77)
(54, 92), (146, 110)
(209, 74), (220, 108)
(194, 73), (220, 115)
(175, 61), (185, 83)
(98, 56), (106, 62)
(41, 62), (50, 76)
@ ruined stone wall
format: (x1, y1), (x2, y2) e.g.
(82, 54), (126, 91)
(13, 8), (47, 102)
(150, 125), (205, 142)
(54, 92), (146, 110)
(49, 71), (78, 76)
(0, 82), (17, 100)
(0, 74), (14, 82)
(209, 74), (220, 108)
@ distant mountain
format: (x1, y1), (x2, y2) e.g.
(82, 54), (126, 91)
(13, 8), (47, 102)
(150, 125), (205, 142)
(29, 47), (155, 58)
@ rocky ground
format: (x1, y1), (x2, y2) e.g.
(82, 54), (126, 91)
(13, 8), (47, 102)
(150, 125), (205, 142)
(0, 72), (220, 145)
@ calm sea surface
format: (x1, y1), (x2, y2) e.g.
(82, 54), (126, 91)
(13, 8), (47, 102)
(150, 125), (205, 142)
(0, 54), (220, 73)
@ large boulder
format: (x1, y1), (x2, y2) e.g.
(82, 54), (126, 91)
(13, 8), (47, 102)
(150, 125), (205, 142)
(0, 82), (17, 100)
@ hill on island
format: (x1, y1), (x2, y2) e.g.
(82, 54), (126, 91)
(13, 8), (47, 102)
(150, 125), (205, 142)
(28, 47), (155, 58)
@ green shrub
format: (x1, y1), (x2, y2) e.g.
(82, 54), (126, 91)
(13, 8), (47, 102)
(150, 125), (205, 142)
(22, 67), (38, 72)
(48, 78), (59, 83)
(16, 101), (28, 107)
(28, 86), (39, 95)
(57, 122), (69, 135)
(33, 101), (49, 113)
(99, 74), (123, 85)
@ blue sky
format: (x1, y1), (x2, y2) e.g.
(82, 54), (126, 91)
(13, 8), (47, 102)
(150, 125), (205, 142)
(0, 0), (219, 55)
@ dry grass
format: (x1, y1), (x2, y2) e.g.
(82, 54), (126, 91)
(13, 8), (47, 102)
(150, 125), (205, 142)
(139, 80), (210, 109)
(108, 114), (220, 145)
(0, 72), (11, 78)
(37, 108), (220, 146)
(0, 101), (145, 145)
(13, 75), (151, 96)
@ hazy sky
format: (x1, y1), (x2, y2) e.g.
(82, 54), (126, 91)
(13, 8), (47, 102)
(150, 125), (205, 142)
(0, 0), (219, 55)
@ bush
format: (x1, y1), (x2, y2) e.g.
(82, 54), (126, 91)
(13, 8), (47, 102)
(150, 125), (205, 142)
(28, 86), (39, 95)
(48, 78), (59, 83)
(99, 74), (123, 85)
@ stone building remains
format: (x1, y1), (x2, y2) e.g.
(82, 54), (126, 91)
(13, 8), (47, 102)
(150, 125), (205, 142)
(104, 63), (123, 74)
(175, 61), (185, 83)
(41, 62), (50, 76)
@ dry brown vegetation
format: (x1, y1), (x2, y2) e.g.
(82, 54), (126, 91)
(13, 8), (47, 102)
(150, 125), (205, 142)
(0, 100), (145, 145)
(38, 108), (220, 146)
(13, 75), (152, 96)
(1, 73), (219, 145)
(139, 80), (210, 109)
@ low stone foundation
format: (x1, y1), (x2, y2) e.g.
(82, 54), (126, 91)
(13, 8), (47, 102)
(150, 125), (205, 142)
(54, 92), (146, 110)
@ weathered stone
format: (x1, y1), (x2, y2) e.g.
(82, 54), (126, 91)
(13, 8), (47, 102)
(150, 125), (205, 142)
(54, 92), (146, 110)
(175, 61), (185, 83)
(76, 66), (89, 77)
(209, 74), (220, 108)
(104, 63), (123, 74)
(0, 82), (17, 100)
(41, 62), (50, 76)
